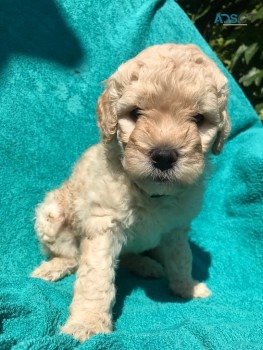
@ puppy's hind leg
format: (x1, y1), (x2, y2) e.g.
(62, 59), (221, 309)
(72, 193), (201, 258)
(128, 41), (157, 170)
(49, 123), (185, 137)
(120, 253), (164, 278)
(31, 190), (79, 282)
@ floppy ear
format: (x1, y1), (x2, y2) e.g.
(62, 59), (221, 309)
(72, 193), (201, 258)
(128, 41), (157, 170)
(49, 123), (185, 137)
(96, 78), (118, 142)
(212, 75), (231, 155)
(168, 44), (231, 155)
(96, 60), (141, 142)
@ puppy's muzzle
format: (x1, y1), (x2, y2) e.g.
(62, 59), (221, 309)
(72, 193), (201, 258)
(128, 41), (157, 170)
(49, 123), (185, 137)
(150, 148), (178, 171)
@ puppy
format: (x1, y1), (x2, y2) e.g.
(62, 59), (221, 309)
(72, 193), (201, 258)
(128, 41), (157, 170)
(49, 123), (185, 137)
(31, 44), (230, 342)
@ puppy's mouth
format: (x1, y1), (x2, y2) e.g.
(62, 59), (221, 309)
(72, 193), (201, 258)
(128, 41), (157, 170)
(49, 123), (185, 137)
(150, 171), (176, 184)
(151, 175), (171, 183)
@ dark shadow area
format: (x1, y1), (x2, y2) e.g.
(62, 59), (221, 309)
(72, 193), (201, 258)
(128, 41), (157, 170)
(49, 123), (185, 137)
(191, 241), (211, 281)
(113, 241), (211, 323)
(0, 0), (84, 71)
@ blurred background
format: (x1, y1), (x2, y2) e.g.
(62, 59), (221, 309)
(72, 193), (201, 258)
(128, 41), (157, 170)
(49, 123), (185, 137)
(178, 0), (263, 121)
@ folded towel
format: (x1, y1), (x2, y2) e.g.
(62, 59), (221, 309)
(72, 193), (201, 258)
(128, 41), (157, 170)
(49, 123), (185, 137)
(0, 0), (262, 349)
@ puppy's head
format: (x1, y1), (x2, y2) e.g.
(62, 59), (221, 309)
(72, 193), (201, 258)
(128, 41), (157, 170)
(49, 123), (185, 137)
(97, 44), (230, 195)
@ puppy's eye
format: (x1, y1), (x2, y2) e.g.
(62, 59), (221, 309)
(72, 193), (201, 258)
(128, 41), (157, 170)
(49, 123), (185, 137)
(130, 108), (141, 122)
(193, 114), (204, 125)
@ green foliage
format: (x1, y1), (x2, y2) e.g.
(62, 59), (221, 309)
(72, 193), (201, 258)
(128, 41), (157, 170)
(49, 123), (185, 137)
(178, 0), (263, 119)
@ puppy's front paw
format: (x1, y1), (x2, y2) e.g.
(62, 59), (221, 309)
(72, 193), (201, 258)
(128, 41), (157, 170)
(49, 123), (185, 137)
(61, 322), (96, 342)
(61, 316), (112, 342)
(170, 280), (211, 299)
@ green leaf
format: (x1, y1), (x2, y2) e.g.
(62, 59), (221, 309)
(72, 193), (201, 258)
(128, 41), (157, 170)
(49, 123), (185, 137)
(229, 44), (247, 71)
(255, 103), (263, 120)
(255, 74), (263, 87)
(239, 68), (263, 87)
(244, 43), (259, 65)
(224, 39), (236, 46)
(253, 6), (263, 21)
(191, 5), (211, 22)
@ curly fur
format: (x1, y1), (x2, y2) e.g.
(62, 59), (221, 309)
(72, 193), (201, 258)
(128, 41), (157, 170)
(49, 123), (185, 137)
(31, 44), (230, 342)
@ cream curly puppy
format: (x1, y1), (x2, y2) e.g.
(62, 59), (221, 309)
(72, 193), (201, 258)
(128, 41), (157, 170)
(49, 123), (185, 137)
(31, 44), (230, 342)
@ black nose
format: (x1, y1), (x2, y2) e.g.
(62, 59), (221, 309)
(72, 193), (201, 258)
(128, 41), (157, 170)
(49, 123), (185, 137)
(150, 148), (178, 171)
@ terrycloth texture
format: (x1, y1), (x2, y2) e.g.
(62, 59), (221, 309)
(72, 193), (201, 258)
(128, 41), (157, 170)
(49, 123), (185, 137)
(0, 0), (262, 348)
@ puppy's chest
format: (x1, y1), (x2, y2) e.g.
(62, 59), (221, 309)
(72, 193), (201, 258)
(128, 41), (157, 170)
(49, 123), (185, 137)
(121, 195), (198, 254)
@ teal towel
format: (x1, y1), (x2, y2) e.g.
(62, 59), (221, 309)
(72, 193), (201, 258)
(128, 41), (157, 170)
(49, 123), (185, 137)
(0, 0), (262, 349)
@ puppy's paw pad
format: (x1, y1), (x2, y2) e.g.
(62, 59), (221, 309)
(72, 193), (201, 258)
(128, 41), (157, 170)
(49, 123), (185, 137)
(35, 200), (65, 241)
(41, 203), (65, 225)
(31, 262), (63, 282)
(170, 280), (211, 299)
